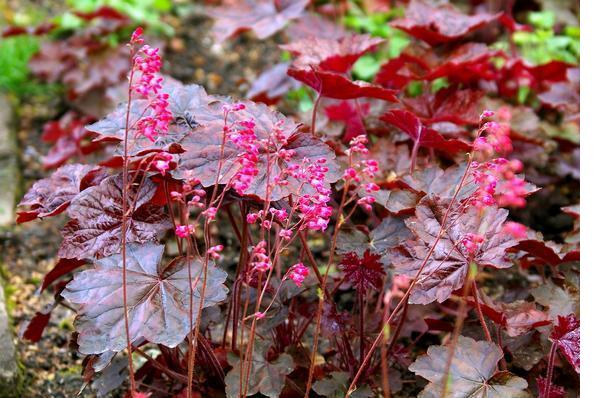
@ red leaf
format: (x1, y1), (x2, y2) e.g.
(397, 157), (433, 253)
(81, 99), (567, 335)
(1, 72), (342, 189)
(203, 0), (309, 43)
(324, 100), (370, 142)
(17, 164), (105, 223)
(375, 53), (431, 89)
(425, 43), (500, 83)
(72, 6), (129, 22)
(58, 175), (170, 260)
(281, 34), (384, 73)
(39, 258), (87, 293)
(550, 314), (580, 374)
(392, 197), (518, 304)
(339, 251), (385, 293)
(247, 62), (301, 105)
(61, 243), (228, 354)
(19, 303), (56, 342)
(511, 240), (565, 266)
(391, 1), (501, 45)
(288, 68), (399, 102)
(41, 112), (99, 169)
(536, 376), (566, 398)
(380, 109), (471, 156)
(401, 88), (484, 126)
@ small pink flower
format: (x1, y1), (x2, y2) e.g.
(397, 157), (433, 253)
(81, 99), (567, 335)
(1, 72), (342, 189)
(286, 263), (309, 287)
(254, 312), (265, 320)
(357, 196), (376, 212)
(279, 229), (292, 241)
(207, 244), (224, 260)
(461, 233), (485, 257)
(175, 224), (195, 238)
(246, 213), (260, 224)
(203, 207), (217, 221)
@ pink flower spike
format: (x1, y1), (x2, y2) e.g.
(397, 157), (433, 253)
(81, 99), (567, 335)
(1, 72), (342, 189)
(130, 27), (144, 44)
(254, 312), (265, 320)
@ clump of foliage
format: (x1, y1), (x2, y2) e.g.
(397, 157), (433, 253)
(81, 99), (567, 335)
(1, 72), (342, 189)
(17, 1), (579, 397)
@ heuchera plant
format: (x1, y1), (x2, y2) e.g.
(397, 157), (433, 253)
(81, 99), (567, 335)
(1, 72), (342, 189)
(18, 1), (579, 397)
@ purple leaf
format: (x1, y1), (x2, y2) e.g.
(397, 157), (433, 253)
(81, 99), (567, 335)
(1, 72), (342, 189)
(62, 243), (228, 354)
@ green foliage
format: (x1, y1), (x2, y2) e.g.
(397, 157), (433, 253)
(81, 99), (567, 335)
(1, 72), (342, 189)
(513, 11), (579, 65)
(344, 5), (409, 80)
(0, 36), (44, 95)
(62, 0), (174, 35)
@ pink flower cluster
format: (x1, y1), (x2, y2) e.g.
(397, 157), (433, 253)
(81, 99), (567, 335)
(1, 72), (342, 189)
(285, 263), (309, 287)
(461, 233), (485, 257)
(250, 241), (271, 272)
(129, 27), (172, 142)
(474, 121), (512, 156)
(289, 158), (333, 231)
(469, 158), (528, 208)
(221, 104), (263, 195)
(343, 135), (380, 212)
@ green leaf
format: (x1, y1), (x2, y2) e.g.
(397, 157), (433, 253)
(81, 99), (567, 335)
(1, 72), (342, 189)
(528, 11), (555, 30)
(352, 55), (381, 80)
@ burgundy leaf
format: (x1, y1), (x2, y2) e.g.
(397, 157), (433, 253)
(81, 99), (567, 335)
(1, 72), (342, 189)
(550, 314), (580, 374)
(476, 298), (550, 337)
(324, 100), (370, 142)
(59, 175), (170, 260)
(425, 43), (500, 84)
(409, 336), (528, 397)
(17, 164), (104, 223)
(339, 251), (385, 293)
(247, 62), (301, 105)
(380, 109), (471, 156)
(203, 0), (309, 43)
(281, 34), (384, 73)
(174, 96), (341, 201)
(39, 258), (87, 293)
(401, 88), (484, 126)
(19, 303), (56, 342)
(391, 1), (502, 45)
(288, 67), (399, 102)
(536, 377), (566, 398)
(511, 240), (564, 266)
(392, 196), (518, 304)
(61, 243), (228, 354)
(375, 53), (431, 90)
(41, 112), (100, 169)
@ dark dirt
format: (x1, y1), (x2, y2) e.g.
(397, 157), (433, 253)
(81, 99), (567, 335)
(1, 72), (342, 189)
(0, 10), (280, 398)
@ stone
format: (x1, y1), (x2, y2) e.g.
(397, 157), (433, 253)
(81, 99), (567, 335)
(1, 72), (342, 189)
(0, 283), (19, 393)
(0, 95), (18, 226)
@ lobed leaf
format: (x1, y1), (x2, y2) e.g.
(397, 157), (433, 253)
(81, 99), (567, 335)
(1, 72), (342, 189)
(62, 243), (228, 354)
